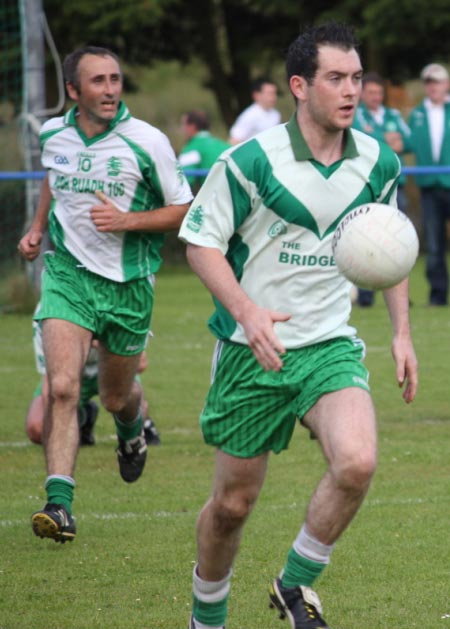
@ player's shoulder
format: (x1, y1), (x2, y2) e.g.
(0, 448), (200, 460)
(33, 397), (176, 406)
(351, 127), (399, 167)
(223, 123), (289, 176)
(350, 127), (379, 149)
(118, 115), (167, 140)
(229, 122), (288, 155)
(40, 115), (66, 135)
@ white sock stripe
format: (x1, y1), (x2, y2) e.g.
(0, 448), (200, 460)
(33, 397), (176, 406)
(45, 474), (75, 487)
(293, 524), (334, 564)
(192, 564), (232, 603)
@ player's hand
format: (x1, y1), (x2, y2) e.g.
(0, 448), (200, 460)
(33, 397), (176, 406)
(90, 190), (127, 232)
(240, 303), (291, 372)
(391, 335), (418, 403)
(17, 230), (43, 261)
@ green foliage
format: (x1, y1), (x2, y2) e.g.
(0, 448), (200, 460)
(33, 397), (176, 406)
(0, 258), (449, 627)
(42, 0), (450, 125)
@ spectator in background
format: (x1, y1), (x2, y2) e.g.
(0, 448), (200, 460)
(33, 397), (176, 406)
(352, 72), (412, 306)
(409, 63), (450, 306)
(179, 110), (230, 193)
(228, 77), (281, 144)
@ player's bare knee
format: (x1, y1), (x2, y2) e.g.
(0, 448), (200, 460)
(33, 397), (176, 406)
(211, 491), (256, 533)
(333, 449), (377, 492)
(48, 373), (80, 408)
(100, 380), (140, 414)
(100, 393), (127, 414)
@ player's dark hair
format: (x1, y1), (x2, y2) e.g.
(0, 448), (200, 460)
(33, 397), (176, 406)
(286, 22), (360, 86)
(63, 46), (121, 92)
(184, 110), (211, 131)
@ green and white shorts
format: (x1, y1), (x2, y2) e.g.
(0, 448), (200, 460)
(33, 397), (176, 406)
(201, 336), (370, 458)
(36, 251), (154, 356)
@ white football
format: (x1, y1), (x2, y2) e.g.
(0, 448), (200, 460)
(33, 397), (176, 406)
(331, 203), (419, 290)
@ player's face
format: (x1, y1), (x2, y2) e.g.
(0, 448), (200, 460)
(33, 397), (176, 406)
(361, 82), (384, 111)
(293, 45), (363, 133)
(67, 54), (122, 129)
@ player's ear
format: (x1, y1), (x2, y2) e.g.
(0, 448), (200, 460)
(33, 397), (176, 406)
(66, 81), (80, 101)
(289, 75), (308, 102)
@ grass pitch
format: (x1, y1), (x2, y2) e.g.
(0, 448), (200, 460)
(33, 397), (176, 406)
(0, 258), (449, 628)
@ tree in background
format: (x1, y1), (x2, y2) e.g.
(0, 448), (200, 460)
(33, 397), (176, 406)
(43, 0), (450, 127)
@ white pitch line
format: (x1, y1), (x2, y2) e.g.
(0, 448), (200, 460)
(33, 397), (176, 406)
(0, 496), (446, 529)
(0, 428), (197, 449)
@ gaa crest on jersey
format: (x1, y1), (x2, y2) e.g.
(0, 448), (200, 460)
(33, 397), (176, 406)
(186, 205), (204, 233)
(107, 157), (122, 176)
(268, 219), (287, 238)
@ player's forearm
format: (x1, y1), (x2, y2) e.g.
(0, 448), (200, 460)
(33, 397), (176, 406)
(186, 244), (254, 322)
(123, 203), (191, 232)
(31, 175), (52, 231)
(383, 278), (412, 337)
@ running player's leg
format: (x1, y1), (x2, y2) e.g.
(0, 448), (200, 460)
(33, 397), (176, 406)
(271, 388), (376, 628)
(31, 319), (92, 542)
(303, 387), (377, 544)
(192, 450), (269, 628)
(97, 346), (142, 419)
(97, 346), (146, 482)
(43, 319), (93, 476)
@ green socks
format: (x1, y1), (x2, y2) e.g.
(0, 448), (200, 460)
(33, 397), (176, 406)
(281, 547), (326, 588)
(45, 476), (75, 514)
(114, 413), (143, 441)
(192, 565), (231, 628)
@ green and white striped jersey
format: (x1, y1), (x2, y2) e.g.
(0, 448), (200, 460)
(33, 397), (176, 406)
(179, 115), (400, 349)
(41, 102), (193, 282)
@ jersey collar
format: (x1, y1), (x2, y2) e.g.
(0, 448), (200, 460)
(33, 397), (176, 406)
(63, 100), (131, 131)
(286, 113), (359, 161)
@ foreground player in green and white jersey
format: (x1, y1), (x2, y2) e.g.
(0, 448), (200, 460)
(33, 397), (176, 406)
(179, 22), (418, 629)
(18, 46), (192, 543)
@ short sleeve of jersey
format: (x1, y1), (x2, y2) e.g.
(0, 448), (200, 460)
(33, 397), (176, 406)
(179, 156), (240, 253)
(135, 124), (193, 206)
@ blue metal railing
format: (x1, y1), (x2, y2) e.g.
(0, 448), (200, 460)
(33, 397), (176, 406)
(0, 165), (450, 181)
(0, 169), (211, 180)
(1, 166), (450, 181)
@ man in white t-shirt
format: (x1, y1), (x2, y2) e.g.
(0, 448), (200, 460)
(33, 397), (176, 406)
(18, 45), (192, 543)
(228, 77), (281, 144)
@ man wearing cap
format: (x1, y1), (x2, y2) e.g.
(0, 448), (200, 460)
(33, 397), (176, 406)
(409, 63), (450, 306)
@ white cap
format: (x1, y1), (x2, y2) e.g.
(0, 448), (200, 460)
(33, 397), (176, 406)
(420, 63), (449, 82)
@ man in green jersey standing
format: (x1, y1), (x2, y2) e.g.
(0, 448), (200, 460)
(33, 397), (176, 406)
(179, 22), (418, 629)
(18, 46), (192, 543)
(178, 110), (230, 192)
